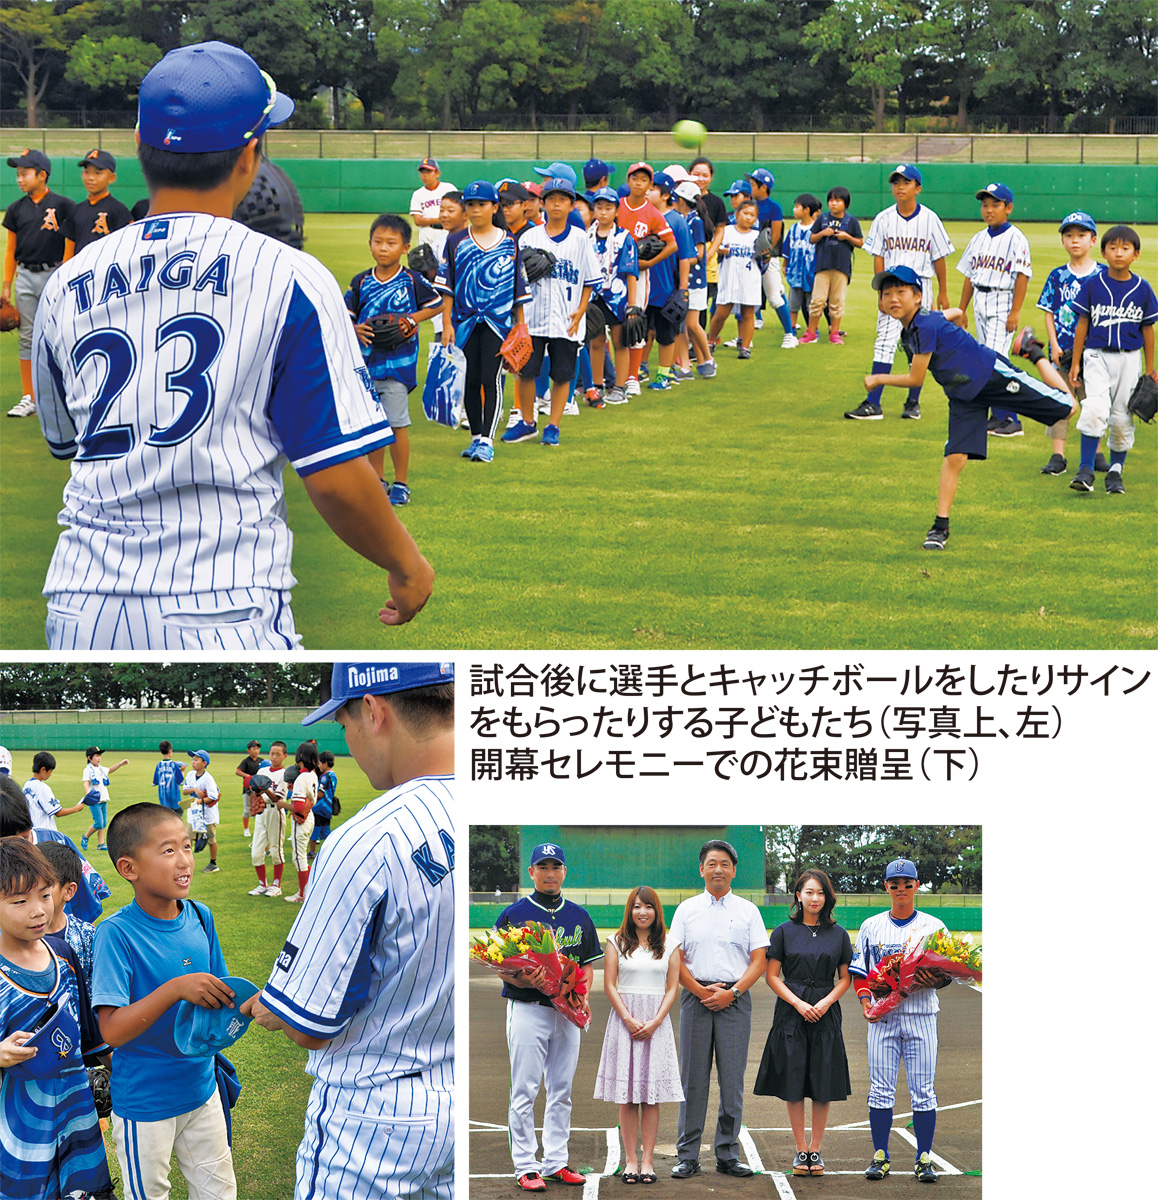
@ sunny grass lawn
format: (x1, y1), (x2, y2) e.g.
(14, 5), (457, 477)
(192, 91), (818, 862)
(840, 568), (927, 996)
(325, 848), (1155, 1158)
(1, 218), (1154, 650)
(21, 747), (362, 1200)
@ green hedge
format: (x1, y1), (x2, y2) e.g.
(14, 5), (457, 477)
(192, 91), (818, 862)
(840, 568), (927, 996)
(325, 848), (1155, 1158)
(0, 722), (345, 755)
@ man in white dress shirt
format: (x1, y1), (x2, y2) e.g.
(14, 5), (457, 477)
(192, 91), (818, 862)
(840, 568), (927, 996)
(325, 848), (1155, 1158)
(668, 839), (768, 1179)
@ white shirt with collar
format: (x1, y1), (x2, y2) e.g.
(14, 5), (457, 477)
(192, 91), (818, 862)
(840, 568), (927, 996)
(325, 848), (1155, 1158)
(668, 889), (768, 982)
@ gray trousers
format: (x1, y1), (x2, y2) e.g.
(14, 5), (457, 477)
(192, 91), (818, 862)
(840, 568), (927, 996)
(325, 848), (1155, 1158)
(675, 987), (752, 1163)
(15, 265), (54, 359)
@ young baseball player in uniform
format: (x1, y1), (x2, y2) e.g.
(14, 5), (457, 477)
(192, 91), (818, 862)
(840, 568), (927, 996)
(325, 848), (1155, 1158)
(308, 749), (338, 862)
(154, 740), (186, 812)
(81, 746), (128, 854)
(587, 186), (639, 405)
(91, 803), (240, 1200)
(243, 661), (455, 1200)
(181, 750), (221, 873)
(1066, 224), (1158, 495)
(275, 741), (318, 903)
(864, 267), (1074, 550)
(248, 740), (289, 897)
(32, 42), (433, 650)
(707, 199), (762, 358)
(409, 157), (457, 250)
(956, 182), (1034, 435)
(849, 858), (953, 1184)
(848, 165), (954, 421)
(62, 149), (132, 261)
(233, 739), (262, 835)
(23, 751), (84, 832)
(494, 842), (601, 1191)
(746, 168), (798, 347)
(3, 149), (74, 417)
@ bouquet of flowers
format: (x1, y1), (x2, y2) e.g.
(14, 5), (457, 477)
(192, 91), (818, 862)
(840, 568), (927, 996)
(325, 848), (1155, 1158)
(865, 929), (982, 1019)
(470, 920), (590, 1030)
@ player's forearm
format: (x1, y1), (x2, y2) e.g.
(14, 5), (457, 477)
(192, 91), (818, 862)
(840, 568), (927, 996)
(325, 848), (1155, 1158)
(677, 960), (708, 998)
(1071, 318), (1088, 365)
(958, 280), (973, 312)
(1143, 324), (1155, 374)
(97, 983), (183, 1047)
(1011, 273), (1028, 316)
(735, 954), (766, 995)
(414, 305), (441, 324)
(933, 257), (948, 293)
(57, 802), (86, 817)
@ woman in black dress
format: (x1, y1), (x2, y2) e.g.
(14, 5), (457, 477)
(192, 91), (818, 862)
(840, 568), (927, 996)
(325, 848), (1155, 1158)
(753, 868), (852, 1177)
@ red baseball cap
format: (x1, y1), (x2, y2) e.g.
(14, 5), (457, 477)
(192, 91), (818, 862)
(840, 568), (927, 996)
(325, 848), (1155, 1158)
(626, 161), (654, 179)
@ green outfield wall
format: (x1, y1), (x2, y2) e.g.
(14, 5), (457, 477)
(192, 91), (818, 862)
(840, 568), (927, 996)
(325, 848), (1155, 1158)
(5, 160), (1154, 223)
(0, 722), (347, 756)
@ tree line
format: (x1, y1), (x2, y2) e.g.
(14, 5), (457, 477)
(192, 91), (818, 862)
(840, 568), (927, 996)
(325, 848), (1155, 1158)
(3, 0), (1153, 133)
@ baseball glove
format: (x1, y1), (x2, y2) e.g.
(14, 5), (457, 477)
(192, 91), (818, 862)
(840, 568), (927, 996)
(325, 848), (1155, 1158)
(249, 792), (267, 815)
(754, 227), (776, 268)
(88, 1066), (112, 1119)
(498, 322), (533, 372)
(291, 799), (311, 824)
(659, 288), (689, 327)
(583, 298), (607, 342)
(232, 158), (305, 249)
(635, 233), (666, 264)
(0, 298), (18, 332)
(408, 243), (439, 281)
(521, 247), (557, 284)
(623, 305), (647, 348)
(368, 313), (417, 352)
(1126, 372), (1158, 424)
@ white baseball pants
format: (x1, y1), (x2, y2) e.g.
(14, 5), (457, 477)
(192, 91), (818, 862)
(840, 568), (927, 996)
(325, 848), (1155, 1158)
(866, 1011), (938, 1112)
(973, 288), (1015, 355)
(1076, 348), (1141, 450)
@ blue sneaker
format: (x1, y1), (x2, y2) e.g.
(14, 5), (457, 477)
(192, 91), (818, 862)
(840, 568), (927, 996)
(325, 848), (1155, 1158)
(461, 437), (480, 458)
(501, 420), (538, 443)
(388, 482), (410, 505)
(638, 362), (650, 380)
(541, 424), (560, 446)
(648, 375), (672, 391)
(81, 835), (89, 851)
(673, 367), (695, 382)
(697, 361), (717, 378)
(471, 441), (495, 462)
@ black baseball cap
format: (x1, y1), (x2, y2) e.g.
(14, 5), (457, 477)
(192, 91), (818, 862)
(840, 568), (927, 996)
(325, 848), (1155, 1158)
(78, 149), (117, 171)
(7, 149), (50, 176)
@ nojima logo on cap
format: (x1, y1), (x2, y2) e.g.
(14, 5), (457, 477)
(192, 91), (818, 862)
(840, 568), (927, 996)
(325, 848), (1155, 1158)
(347, 665), (401, 688)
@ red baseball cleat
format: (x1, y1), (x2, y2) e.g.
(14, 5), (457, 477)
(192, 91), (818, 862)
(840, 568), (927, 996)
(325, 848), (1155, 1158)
(517, 1173), (547, 1191)
(544, 1167), (587, 1185)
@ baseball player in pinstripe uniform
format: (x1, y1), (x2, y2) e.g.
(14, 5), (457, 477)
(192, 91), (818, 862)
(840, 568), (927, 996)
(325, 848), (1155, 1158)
(243, 661), (454, 1200)
(849, 859), (952, 1184)
(31, 41), (432, 651)
(848, 165), (954, 421)
(956, 183), (1034, 435)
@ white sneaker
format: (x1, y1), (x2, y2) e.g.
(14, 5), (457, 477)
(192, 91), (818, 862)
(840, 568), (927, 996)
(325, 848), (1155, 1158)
(505, 407), (523, 429)
(284, 892), (304, 903)
(248, 883), (269, 895)
(781, 332), (799, 349)
(753, 317), (764, 329)
(265, 885), (282, 897)
(625, 377), (641, 397)
(563, 398), (580, 416)
(243, 829), (252, 838)
(724, 337), (741, 349)
(534, 395), (550, 414)
(7, 395), (35, 417)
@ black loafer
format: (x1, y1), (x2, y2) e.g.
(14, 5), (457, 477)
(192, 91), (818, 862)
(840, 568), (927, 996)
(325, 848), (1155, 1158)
(716, 1159), (754, 1177)
(671, 1161), (701, 1179)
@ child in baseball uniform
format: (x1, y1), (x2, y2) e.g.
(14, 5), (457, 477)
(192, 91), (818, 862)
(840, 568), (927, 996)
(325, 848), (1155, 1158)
(587, 186), (639, 405)
(91, 803), (240, 1200)
(307, 749), (337, 862)
(848, 165), (953, 421)
(23, 751), (85, 832)
(639, 171), (695, 391)
(180, 750), (221, 873)
(746, 168), (798, 347)
(81, 746), (128, 854)
(346, 213), (442, 506)
(956, 182), (1033, 436)
(804, 186), (863, 345)
(409, 157), (456, 250)
(849, 858), (952, 1184)
(1067, 224), (1158, 495)
(154, 740), (186, 813)
(279, 741), (318, 904)
(783, 194), (820, 337)
(62, 149), (132, 261)
(708, 199), (762, 357)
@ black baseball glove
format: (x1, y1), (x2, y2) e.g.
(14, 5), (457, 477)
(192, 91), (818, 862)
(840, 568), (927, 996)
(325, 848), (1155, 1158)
(584, 298), (607, 342)
(623, 305), (647, 347)
(1126, 372), (1158, 424)
(408, 244), (439, 280)
(521, 247), (557, 284)
(660, 288), (689, 327)
(232, 159), (305, 249)
(635, 233), (666, 263)
(88, 1066), (112, 1119)
(754, 227), (776, 267)
(368, 313), (418, 352)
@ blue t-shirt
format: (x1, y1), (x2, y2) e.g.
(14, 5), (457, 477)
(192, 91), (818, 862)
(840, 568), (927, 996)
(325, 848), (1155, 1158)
(494, 893), (602, 1004)
(783, 222), (817, 289)
(90, 898), (228, 1121)
(647, 210), (696, 308)
(1036, 263), (1099, 352)
(900, 309), (996, 402)
(345, 265), (441, 390)
(685, 212), (707, 290)
(435, 228), (531, 346)
(810, 213), (863, 277)
(757, 197), (784, 248)
(1070, 267), (1158, 352)
(153, 759), (185, 810)
(315, 768), (337, 821)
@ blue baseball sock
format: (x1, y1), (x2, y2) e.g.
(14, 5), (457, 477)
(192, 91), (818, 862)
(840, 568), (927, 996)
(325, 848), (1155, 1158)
(536, 355), (551, 397)
(1080, 433), (1099, 471)
(869, 1107), (893, 1154)
(577, 346), (593, 392)
(908, 386), (921, 405)
(866, 361), (891, 409)
(1110, 449), (1126, 470)
(912, 1109), (936, 1158)
(775, 300), (793, 335)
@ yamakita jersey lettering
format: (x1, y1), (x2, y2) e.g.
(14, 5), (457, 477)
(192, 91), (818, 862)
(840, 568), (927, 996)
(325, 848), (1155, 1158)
(345, 265), (440, 389)
(1070, 267), (1158, 352)
(434, 228), (530, 346)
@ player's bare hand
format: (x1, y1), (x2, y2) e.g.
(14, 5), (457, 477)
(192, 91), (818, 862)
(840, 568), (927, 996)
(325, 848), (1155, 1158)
(176, 973), (236, 1009)
(0, 284), (10, 305)
(944, 308), (967, 328)
(914, 967), (951, 989)
(355, 321), (373, 346)
(0, 1030), (38, 1067)
(795, 999), (821, 1022)
(1069, 363), (1082, 387)
(716, 245), (730, 256)
(441, 326), (454, 347)
(701, 985), (733, 1011)
(1006, 312), (1020, 332)
(379, 554), (435, 627)
(863, 374), (879, 391)
(936, 293), (950, 311)
(567, 310), (583, 338)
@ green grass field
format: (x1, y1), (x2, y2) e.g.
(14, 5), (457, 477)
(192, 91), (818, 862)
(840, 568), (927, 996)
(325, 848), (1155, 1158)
(17, 746), (364, 1200)
(2, 217), (1154, 650)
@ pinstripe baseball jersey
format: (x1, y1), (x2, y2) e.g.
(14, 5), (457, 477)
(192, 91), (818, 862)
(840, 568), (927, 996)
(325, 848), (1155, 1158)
(519, 223), (601, 340)
(1070, 267), (1158, 352)
(956, 222), (1032, 289)
(849, 909), (949, 1015)
(589, 224), (638, 320)
(23, 777), (61, 830)
(863, 204), (954, 280)
(261, 775), (454, 1089)
(1036, 262), (1100, 350)
(32, 214), (394, 600)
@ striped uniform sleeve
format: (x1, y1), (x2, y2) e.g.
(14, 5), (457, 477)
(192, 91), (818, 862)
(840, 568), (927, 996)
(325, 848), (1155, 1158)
(577, 909), (604, 965)
(927, 210), (955, 259)
(433, 229), (466, 297)
(32, 272), (79, 460)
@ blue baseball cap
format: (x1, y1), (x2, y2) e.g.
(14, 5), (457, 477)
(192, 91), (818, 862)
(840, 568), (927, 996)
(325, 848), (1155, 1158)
(137, 41), (294, 153)
(976, 182), (1014, 204)
(303, 662), (454, 725)
(591, 186), (619, 206)
(461, 180), (499, 204)
(872, 265), (923, 290)
(889, 163), (922, 184)
(885, 858), (919, 880)
(533, 161), (578, 187)
(651, 171), (675, 193)
(540, 176), (576, 200)
(724, 178), (751, 196)
(418, 156), (439, 171)
(582, 158), (614, 185)
(746, 168), (775, 188)
(172, 977), (261, 1056)
(4, 996), (81, 1080)
(530, 842), (566, 866)
(1059, 210), (1097, 234)
(186, 748), (211, 765)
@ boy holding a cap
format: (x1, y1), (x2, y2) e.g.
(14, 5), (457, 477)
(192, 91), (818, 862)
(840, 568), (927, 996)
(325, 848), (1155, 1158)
(864, 267), (1073, 550)
(92, 802), (240, 1198)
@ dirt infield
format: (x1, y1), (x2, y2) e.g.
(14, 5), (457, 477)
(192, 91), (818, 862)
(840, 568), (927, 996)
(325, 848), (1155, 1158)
(469, 959), (981, 1198)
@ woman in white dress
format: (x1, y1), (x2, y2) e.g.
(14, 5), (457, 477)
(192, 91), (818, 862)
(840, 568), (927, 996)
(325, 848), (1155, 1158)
(594, 886), (684, 1184)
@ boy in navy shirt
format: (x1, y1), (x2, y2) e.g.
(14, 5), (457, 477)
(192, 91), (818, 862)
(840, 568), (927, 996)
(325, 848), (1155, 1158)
(91, 803), (239, 1198)
(1067, 224), (1158, 495)
(863, 267), (1074, 550)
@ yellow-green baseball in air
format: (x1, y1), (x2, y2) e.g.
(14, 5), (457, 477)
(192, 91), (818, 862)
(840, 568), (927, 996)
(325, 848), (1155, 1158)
(671, 119), (707, 149)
